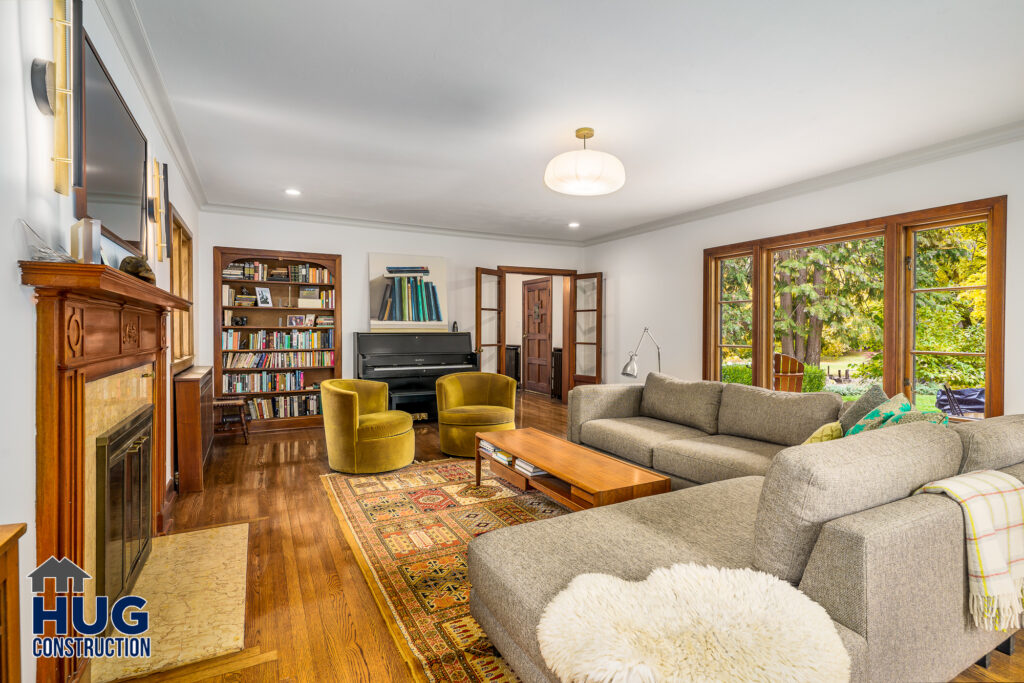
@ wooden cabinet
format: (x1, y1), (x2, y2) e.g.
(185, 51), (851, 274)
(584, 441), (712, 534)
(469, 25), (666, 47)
(174, 366), (214, 492)
(0, 524), (26, 683)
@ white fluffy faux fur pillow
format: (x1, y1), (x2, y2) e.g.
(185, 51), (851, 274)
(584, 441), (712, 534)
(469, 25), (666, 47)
(536, 563), (849, 683)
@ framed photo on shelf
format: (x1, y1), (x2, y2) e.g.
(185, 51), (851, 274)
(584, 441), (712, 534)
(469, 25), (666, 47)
(303, 314), (317, 326)
(255, 287), (273, 307)
(286, 314), (305, 327)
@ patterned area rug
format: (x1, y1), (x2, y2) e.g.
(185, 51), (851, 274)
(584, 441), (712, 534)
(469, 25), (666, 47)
(322, 458), (567, 682)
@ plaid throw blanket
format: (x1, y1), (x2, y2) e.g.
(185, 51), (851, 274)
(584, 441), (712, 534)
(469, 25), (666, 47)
(916, 469), (1024, 631)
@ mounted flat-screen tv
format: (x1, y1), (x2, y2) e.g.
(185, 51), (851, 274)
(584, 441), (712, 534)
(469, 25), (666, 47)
(77, 32), (148, 257)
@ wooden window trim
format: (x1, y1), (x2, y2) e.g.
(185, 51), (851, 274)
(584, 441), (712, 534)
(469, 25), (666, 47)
(702, 196), (1006, 417)
(169, 203), (195, 375)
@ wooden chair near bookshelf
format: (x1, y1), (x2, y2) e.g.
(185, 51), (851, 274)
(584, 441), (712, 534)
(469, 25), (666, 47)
(213, 247), (342, 432)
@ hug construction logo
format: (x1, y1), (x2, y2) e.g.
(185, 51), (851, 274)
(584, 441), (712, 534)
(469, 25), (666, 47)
(28, 557), (152, 659)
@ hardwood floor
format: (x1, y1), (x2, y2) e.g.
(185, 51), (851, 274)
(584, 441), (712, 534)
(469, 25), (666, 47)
(132, 391), (567, 682)
(133, 389), (1019, 682)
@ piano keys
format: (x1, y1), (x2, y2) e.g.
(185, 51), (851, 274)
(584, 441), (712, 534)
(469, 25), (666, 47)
(355, 332), (479, 418)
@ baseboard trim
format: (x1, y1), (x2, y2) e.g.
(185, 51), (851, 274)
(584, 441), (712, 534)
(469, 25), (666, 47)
(158, 478), (177, 535)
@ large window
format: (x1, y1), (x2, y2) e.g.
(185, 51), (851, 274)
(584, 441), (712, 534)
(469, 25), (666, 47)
(772, 236), (885, 400)
(170, 205), (194, 374)
(908, 220), (989, 416)
(703, 197), (1006, 419)
(711, 255), (753, 384)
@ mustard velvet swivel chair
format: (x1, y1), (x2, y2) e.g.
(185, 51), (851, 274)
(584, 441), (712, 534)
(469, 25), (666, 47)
(321, 379), (415, 473)
(436, 372), (517, 457)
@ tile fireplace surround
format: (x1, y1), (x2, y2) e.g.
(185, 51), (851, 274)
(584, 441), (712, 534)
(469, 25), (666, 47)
(19, 262), (189, 683)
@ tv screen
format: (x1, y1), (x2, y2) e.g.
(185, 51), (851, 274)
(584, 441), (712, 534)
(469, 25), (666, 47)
(83, 36), (147, 252)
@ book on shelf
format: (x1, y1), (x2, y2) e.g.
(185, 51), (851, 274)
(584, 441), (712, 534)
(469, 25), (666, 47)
(297, 286), (334, 309)
(246, 392), (322, 420)
(514, 459), (547, 477)
(221, 261), (334, 284)
(222, 350), (335, 369)
(386, 266), (430, 275)
(221, 329), (334, 351)
(222, 370), (311, 394)
(376, 273), (442, 322)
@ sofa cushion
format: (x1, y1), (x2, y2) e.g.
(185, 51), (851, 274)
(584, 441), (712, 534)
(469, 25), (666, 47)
(955, 414), (1024, 473)
(639, 373), (724, 434)
(753, 422), (963, 584)
(717, 384), (842, 447)
(580, 417), (707, 468)
(839, 384), (888, 434)
(438, 405), (514, 426)
(653, 435), (785, 484)
(468, 476), (764, 680)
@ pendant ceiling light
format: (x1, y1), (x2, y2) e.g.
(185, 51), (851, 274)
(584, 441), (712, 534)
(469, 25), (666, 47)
(544, 127), (625, 196)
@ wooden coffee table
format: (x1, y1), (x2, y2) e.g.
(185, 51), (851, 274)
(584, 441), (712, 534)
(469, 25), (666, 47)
(474, 428), (670, 511)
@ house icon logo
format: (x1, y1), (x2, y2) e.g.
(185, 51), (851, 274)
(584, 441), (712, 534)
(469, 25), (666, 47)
(28, 556), (152, 660)
(28, 556), (92, 594)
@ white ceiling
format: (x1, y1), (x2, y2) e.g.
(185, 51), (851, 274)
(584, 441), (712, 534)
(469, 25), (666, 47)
(130, 0), (1024, 243)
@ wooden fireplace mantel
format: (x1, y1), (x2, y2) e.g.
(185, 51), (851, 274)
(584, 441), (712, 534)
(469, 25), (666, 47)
(19, 262), (188, 683)
(20, 262), (190, 311)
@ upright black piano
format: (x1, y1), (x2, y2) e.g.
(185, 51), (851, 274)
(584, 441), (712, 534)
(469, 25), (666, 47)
(355, 332), (479, 418)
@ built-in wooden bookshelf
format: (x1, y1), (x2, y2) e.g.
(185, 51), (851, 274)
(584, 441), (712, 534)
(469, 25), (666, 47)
(213, 247), (342, 432)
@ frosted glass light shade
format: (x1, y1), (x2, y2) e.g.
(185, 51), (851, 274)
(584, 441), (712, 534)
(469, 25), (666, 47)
(544, 148), (625, 196)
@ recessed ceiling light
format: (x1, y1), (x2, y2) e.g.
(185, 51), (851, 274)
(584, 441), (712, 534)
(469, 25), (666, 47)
(568, 222), (580, 229)
(284, 188), (302, 196)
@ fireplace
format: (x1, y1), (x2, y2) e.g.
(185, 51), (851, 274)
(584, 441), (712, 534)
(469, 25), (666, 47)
(21, 262), (190, 683)
(95, 405), (153, 604)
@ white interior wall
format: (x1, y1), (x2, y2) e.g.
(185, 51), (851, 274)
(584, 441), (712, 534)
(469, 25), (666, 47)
(194, 211), (583, 374)
(2, 2), (201, 677)
(584, 137), (1024, 415)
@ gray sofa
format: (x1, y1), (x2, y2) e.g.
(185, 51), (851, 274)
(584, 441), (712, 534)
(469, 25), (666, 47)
(568, 373), (845, 487)
(469, 409), (1024, 682)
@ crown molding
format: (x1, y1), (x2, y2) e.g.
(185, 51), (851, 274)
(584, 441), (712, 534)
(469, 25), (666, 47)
(200, 203), (585, 247)
(93, 0), (208, 208)
(583, 119), (1024, 247)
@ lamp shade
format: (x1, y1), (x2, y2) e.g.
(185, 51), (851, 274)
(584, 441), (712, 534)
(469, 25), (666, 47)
(544, 148), (625, 196)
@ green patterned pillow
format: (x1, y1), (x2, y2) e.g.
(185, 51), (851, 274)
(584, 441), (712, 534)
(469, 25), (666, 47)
(879, 410), (949, 428)
(845, 394), (913, 436)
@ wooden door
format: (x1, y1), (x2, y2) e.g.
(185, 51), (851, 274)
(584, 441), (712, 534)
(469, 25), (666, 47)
(475, 267), (505, 374)
(569, 272), (603, 388)
(522, 277), (552, 393)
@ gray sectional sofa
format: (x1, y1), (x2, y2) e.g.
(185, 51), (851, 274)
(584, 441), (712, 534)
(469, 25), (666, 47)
(568, 373), (845, 487)
(469, 380), (1024, 682)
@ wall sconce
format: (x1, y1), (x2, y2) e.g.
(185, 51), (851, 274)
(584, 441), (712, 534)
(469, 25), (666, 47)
(147, 160), (169, 262)
(30, 0), (74, 195)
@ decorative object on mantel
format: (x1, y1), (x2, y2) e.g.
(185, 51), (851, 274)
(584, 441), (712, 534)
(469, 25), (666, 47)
(69, 217), (101, 263)
(544, 127), (626, 196)
(19, 218), (75, 262)
(621, 326), (662, 377)
(537, 563), (850, 683)
(119, 255), (156, 284)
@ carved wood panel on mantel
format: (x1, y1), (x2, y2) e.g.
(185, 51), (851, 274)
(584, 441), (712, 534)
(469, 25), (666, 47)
(19, 263), (188, 683)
